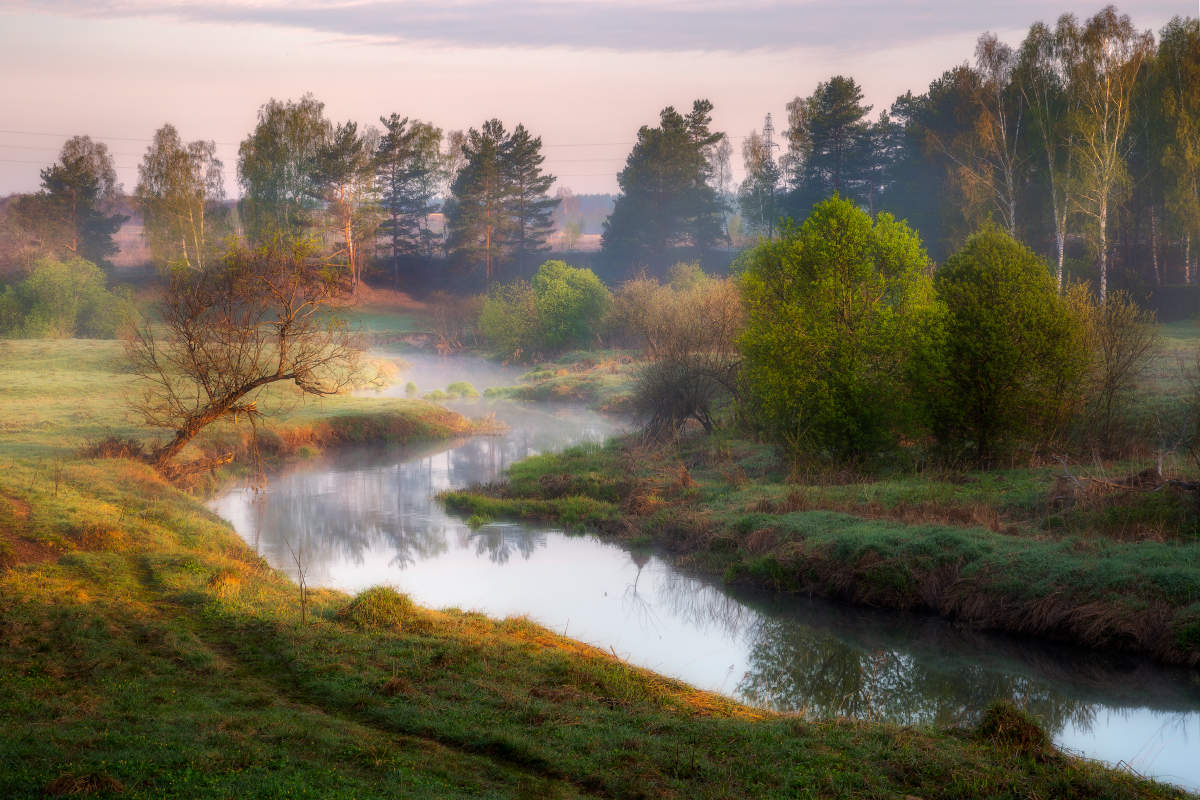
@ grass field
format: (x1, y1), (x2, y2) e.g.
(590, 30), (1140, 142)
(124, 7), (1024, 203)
(0, 328), (1195, 797)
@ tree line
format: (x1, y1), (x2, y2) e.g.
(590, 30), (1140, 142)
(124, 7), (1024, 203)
(0, 4), (1194, 305)
(734, 7), (1199, 302)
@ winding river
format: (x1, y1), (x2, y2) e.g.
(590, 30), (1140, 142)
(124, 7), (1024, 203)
(210, 353), (1200, 793)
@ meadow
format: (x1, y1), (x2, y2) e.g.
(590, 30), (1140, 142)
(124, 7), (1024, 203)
(1, 326), (1193, 797)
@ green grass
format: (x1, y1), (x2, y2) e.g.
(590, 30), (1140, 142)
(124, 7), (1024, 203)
(0, 338), (480, 465)
(483, 349), (639, 411)
(445, 433), (1200, 667)
(0, 336), (1194, 798)
(1, 457), (1190, 799)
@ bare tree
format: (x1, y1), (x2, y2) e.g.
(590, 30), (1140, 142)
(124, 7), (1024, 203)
(126, 239), (365, 476)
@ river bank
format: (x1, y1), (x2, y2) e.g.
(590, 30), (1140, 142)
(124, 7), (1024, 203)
(442, 433), (1200, 669)
(0, 337), (1195, 797)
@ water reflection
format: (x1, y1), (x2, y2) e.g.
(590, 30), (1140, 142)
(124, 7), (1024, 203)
(209, 353), (1200, 791)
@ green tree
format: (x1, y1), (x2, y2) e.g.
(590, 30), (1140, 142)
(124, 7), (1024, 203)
(444, 120), (512, 280)
(504, 124), (558, 272)
(530, 259), (610, 351)
(237, 94), (330, 243)
(478, 260), (610, 359)
(311, 121), (378, 290)
(375, 114), (443, 282)
(783, 76), (877, 213)
(478, 279), (537, 359)
(12, 136), (127, 266)
(920, 225), (1087, 463)
(601, 100), (726, 267)
(0, 256), (128, 338)
(739, 195), (937, 459)
(135, 124), (226, 271)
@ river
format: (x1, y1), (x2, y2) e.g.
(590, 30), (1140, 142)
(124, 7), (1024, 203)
(210, 353), (1200, 793)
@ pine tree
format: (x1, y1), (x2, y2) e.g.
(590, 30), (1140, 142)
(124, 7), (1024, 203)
(602, 99), (727, 268)
(375, 114), (443, 284)
(503, 124), (558, 272)
(444, 120), (512, 280)
(445, 120), (557, 280)
(14, 136), (128, 266)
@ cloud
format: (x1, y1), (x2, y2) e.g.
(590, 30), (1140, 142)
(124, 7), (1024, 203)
(1, 0), (1183, 54)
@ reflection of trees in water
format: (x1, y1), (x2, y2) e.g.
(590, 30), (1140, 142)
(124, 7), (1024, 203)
(652, 569), (760, 641)
(247, 448), (458, 583)
(646, 567), (1200, 737)
(236, 404), (621, 582)
(735, 616), (1096, 735)
(462, 524), (547, 564)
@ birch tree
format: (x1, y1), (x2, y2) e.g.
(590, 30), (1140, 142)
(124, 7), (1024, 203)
(1016, 19), (1075, 291)
(1061, 8), (1153, 301)
(135, 124), (225, 271)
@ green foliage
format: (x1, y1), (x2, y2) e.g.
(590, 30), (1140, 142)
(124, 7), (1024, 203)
(11, 136), (128, 266)
(135, 124), (226, 271)
(602, 100), (727, 266)
(237, 93), (331, 243)
(531, 260), (610, 351)
(479, 279), (537, 360)
(444, 120), (558, 279)
(479, 260), (611, 360)
(445, 381), (479, 399)
(0, 257), (128, 338)
(919, 225), (1088, 462)
(739, 196), (938, 460)
(783, 75), (879, 214)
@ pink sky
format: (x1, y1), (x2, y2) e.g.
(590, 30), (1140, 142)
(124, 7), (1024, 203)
(0, 1), (1186, 197)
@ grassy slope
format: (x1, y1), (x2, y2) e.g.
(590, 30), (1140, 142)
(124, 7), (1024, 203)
(0, 335), (1192, 798)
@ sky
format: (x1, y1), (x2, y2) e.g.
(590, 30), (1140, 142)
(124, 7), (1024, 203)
(0, 0), (1189, 197)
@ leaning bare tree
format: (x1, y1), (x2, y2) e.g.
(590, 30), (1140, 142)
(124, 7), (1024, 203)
(127, 239), (364, 476)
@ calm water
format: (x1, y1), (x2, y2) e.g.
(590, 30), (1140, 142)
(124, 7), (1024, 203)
(211, 353), (1200, 793)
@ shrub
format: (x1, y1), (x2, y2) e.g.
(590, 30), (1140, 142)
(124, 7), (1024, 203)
(739, 196), (939, 460)
(479, 260), (611, 360)
(530, 259), (611, 351)
(1069, 288), (1160, 454)
(479, 279), (538, 359)
(618, 266), (744, 437)
(338, 586), (416, 631)
(919, 225), (1089, 463)
(0, 256), (129, 338)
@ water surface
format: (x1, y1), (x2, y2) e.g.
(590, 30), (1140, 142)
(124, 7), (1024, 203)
(211, 354), (1200, 792)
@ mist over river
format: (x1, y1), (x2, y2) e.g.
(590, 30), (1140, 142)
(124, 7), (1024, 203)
(210, 353), (1200, 793)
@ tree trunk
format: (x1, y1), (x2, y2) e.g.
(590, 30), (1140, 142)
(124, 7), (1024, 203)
(1098, 200), (1108, 302)
(1187, 234), (1193, 285)
(1151, 208), (1160, 286)
(1055, 229), (1065, 293)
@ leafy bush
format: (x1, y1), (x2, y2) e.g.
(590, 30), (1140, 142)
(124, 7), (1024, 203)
(918, 225), (1089, 463)
(479, 260), (611, 360)
(615, 264), (744, 437)
(0, 256), (129, 338)
(739, 196), (939, 460)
